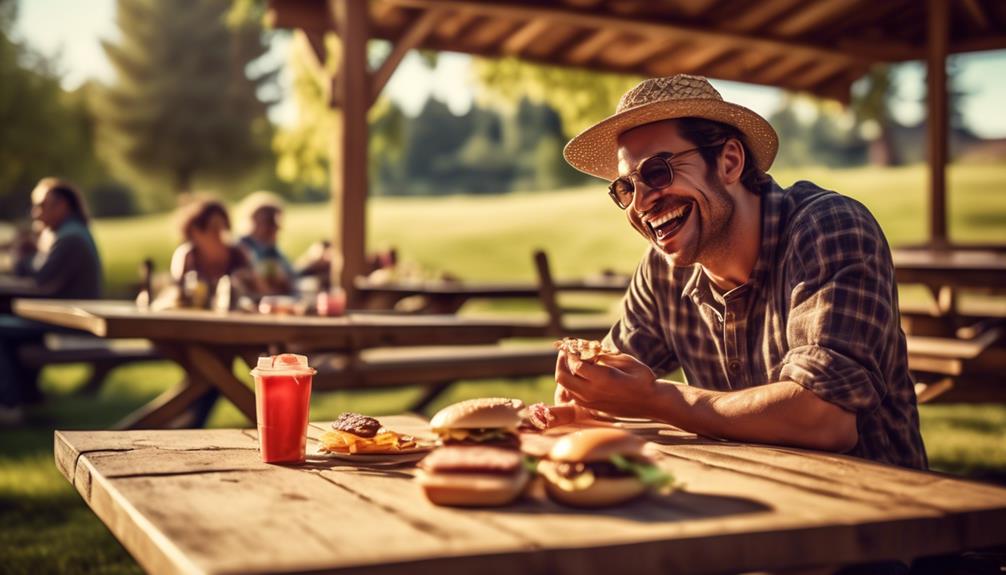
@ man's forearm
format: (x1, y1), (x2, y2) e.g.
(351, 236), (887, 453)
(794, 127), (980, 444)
(648, 380), (858, 452)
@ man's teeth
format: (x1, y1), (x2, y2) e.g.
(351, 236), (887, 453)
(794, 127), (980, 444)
(650, 204), (689, 228)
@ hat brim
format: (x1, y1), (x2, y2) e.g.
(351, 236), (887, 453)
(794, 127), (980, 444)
(563, 99), (779, 181)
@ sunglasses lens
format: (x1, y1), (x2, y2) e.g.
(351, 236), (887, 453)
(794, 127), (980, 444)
(610, 179), (634, 208)
(639, 157), (672, 189)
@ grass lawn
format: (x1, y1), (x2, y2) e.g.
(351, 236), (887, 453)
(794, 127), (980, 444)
(2, 163), (1005, 573)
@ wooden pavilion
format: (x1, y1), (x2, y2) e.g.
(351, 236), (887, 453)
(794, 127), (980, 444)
(266, 0), (1006, 299)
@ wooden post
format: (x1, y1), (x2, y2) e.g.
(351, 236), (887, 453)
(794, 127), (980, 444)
(328, 0), (370, 303)
(927, 0), (949, 247)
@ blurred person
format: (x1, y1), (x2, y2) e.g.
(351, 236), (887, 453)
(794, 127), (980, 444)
(1, 178), (103, 424)
(236, 192), (297, 296)
(168, 198), (259, 427)
(170, 199), (259, 299)
(552, 75), (926, 471)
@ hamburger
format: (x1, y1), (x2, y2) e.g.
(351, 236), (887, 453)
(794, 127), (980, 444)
(538, 428), (674, 507)
(415, 446), (530, 507)
(429, 397), (524, 449)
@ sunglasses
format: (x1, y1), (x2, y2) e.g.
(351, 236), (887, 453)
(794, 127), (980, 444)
(608, 142), (726, 210)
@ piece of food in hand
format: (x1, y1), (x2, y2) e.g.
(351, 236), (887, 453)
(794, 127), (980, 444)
(318, 412), (418, 454)
(554, 338), (616, 362)
(429, 397), (524, 449)
(415, 446), (530, 507)
(525, 403), (590, 430)
(538, 428), (675, 507)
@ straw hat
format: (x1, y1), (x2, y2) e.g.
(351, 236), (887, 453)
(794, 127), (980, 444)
(563, 74), (778, 180)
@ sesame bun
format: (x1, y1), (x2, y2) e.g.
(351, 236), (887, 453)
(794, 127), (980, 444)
(415, 468), (530, 507)
(539, 464), (647, 508)
(430, 397), (525, 431)
(549, 428), (647, 463)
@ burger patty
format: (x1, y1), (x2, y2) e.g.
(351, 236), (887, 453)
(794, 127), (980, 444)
(332, 412), (382, 438)
(442, 433), (520, 450)
(554, 461), (635, 479)
(420, 446), (522, 475)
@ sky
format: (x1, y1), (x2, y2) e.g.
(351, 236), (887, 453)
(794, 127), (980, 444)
(12, 0), (1006, 138)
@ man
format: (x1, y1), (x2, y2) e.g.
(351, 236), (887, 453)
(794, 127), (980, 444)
(236, 192), (297, 296)
(0, 178), (103, 424)
(555, 75), (926, 470)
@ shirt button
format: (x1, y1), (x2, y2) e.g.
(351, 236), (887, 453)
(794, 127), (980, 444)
(728, 361), (741, 372)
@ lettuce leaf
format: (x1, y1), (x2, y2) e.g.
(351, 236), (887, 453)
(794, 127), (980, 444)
(609, 454), (676, 492)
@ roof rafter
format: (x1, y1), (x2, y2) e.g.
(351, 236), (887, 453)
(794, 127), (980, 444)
(385, 0), (866, 67)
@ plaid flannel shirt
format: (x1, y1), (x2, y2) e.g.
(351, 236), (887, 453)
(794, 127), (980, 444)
(605, 179), (928, 469)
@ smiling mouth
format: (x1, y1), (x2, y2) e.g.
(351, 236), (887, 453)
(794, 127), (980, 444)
(646, 202), (693, 241)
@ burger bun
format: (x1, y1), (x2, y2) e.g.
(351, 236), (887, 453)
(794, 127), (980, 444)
(430, 397), (524, 431)
(416, 468), (529, 507)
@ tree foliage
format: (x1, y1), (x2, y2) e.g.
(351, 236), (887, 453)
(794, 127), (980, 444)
(92, 0), (275, 195)
(472, 57), (640, 138)
(0, 0), (106, 219)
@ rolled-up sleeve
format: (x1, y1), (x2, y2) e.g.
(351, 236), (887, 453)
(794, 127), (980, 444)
(779, 199), (896, 414)
(605, 250), (680, 375)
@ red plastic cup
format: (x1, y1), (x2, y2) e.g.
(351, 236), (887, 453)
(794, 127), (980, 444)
(316, 288), (346, 317)
(250, 354), (317, 464)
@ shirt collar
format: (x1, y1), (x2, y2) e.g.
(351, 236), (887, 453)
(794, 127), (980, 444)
(679, 178), (785, 302)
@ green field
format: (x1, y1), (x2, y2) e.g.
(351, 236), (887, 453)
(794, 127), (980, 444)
(2, 163), (1006, 573)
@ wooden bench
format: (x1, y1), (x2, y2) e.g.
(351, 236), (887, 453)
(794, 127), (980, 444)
(18, 335), (162, 395)
(310, 343), (559, 411)
(906, 324), (1005, 403)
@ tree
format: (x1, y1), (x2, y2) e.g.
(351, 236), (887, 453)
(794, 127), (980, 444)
(92, 0), (275, 196)
(0, 0), (107, 219)
(851, 64), (902, 166)
(472, 57), (640, 139)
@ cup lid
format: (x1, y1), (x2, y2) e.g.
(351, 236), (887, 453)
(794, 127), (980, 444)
(250, 353), (316, 376)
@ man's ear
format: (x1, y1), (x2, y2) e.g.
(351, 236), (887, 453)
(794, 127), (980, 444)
(719, 138), (745, 186)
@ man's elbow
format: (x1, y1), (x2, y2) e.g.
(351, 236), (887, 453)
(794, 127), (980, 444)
(810, 406), (858, 453)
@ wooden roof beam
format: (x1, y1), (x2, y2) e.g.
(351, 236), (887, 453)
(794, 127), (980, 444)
(720, 0), (807, 33)
(788, 60), (851, 91)
(371, 8), (447, 104)
(771, 0), (869, 38)
(566, 28), (621, 65)
(502, 19), (553, 56)
(434, 10), (478, 40)
(600, 36), (675, 69)
(386, 0), (864, 67)
(960, 0), (991, 32)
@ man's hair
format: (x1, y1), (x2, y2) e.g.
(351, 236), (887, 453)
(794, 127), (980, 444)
(38, 177), (89, 223)
(179, 199), (231, 241)
(675, 118), (772, 196)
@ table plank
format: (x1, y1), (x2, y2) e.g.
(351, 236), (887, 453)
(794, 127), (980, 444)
(55, 417), (1006, 575)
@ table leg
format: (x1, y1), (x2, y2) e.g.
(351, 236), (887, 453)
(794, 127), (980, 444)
(183, 344), (257, 425)
(114, 376), (212, 430)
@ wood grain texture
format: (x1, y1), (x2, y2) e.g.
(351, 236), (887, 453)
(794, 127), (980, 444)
(55, 416), (1006, 575)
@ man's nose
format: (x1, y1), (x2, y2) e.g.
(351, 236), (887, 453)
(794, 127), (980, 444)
(630, 180), (658, 214)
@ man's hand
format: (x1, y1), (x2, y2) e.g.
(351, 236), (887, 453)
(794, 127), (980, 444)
(554, 349), (659, 419)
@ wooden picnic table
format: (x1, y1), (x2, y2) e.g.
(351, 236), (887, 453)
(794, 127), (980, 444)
(893, 247), (1006, 316)
(355, 274), (629, 313)
(14, 299), (553, 429)
(55, 414), (1006, 575)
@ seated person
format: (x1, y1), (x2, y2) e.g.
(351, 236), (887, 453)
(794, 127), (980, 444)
(168, 199), (260, 426)
(1, 178), (103, 425)
(169, 199), (260, 305)
(236, 193), (297, 296)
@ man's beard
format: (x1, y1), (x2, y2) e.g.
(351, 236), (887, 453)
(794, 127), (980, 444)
(661, 176), (735, 268)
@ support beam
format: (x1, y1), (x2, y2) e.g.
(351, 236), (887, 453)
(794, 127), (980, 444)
(566, 28), (620, 65)
(329, 0), (370, 301)
(371, 9), (446, 104)
(295, 30), (335, 104)
(771, 0), (867, 38)
(927, 0), (949, 246)
(387, 0), (862, 67)
(502, 18), (552, 56)
(960, 0), (990, 32)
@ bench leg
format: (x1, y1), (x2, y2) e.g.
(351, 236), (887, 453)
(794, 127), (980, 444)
(408, 381), (453, 413)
